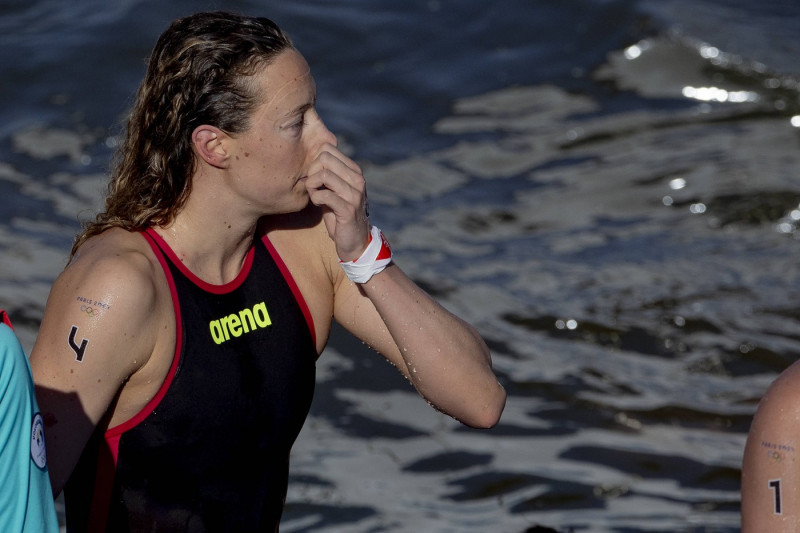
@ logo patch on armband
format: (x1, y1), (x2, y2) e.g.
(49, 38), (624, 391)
(30, 413), (47, 469)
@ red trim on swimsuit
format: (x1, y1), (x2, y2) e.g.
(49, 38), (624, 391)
(83, 229), (187, 531)
(261, 233), (317, 350)
(105, 229), (185, 439)
(141, 228), (256, 294)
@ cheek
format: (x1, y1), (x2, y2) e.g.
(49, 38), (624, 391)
(250, 135), (308, 176)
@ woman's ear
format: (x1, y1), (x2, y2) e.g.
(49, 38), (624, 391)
(192, 125), (229, 168)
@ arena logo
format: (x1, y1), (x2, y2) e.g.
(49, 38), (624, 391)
(209, 301), (272, 345)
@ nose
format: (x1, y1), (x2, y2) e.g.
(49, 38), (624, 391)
(316, 116), (337, 148)
(306, 107), (337, 147)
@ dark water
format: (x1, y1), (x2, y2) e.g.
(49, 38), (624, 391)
(1, 0), (800, 531)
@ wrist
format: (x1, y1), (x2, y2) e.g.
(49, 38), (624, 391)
(339, 226), (392, 283)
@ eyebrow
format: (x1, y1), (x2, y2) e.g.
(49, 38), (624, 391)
(284, 94), (317, 119)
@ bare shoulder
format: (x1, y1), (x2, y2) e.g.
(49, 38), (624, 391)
(741, 362), (800, 531)
(743, 361), (800, 459)
(67, 227), (159, 287)
(750, 362), (800, 431)
(262, 207), (338, 280)
(32, 228), (164, 383)
(31, 228), (170, 494)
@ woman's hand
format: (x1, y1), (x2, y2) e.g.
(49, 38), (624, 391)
(304, 143), (371, 262)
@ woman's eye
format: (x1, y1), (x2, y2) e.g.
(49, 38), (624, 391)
(287, 114), (308, 132)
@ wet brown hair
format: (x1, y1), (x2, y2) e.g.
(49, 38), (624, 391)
(71, 11), (293, 256)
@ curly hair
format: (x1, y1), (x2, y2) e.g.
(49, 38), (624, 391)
(71, 11), (293, 256)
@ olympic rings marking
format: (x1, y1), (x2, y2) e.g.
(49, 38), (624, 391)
(80, 305), (99, 317)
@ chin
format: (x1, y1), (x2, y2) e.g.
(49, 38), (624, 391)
(278, 195), (311, 215)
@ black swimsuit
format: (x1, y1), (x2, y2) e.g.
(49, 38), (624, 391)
(65, 229), (317, 532)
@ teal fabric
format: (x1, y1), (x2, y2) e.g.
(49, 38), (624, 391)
(0, 319), (59, 532)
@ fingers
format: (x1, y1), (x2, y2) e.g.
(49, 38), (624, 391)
(314, 142), (361, 175)
(304, 144), (371, 260)
(306, 146), (364, 193)
(305, 147), (366, 213)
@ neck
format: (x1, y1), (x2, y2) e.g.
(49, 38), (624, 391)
(155, 201), (259, 286)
